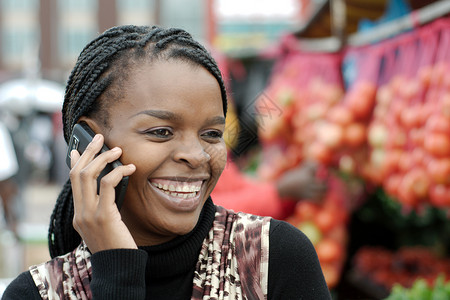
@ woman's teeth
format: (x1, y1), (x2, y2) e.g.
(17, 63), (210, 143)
(151, 182), (200, 199)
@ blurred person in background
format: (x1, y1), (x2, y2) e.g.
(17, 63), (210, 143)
(0, 120), (19, 236)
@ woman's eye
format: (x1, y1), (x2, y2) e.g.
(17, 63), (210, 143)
(146, 128), (173, 138)
(202, 130), (223, 140)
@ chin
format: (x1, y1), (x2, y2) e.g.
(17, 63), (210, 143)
(168, 211), (203, 236)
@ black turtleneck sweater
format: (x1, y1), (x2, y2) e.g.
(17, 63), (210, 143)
(2, 199), (331, 299)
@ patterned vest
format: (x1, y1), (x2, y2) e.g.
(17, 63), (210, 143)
(30, 206), (271, 300)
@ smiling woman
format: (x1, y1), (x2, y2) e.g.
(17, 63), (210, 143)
(2, 25), (331, 300)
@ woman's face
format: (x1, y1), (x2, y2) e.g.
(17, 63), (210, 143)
(96, 60), (226, 246)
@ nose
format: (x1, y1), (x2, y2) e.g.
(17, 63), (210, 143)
(173, 138), (211, 168)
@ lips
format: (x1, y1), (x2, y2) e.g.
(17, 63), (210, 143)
(149, 178), (205, 210)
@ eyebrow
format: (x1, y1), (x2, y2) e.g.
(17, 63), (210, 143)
(205, 116), (226, 126)
(130, 109), (226, 126)
(130, 110), (181, 121)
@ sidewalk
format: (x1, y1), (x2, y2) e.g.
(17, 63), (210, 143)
(0, 181), (60, 278)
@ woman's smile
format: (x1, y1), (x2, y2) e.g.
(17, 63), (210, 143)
(149, 178), (207, 211)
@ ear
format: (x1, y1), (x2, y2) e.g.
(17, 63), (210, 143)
(78, 117), (104, 135)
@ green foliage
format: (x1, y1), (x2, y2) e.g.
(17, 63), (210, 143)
(384, 275), (450, 300)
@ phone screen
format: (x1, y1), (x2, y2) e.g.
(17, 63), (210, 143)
(66, 122), (128, 210)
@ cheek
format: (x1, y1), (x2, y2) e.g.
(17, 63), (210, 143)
(119, 142), (165, 176)
(208, 143), (227, 176)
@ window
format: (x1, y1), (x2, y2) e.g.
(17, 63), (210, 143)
(57, 0), (98, 67)
(117, 0), (156, 26)
(159, 0), (205, 41)
(0, 0), (39, 70)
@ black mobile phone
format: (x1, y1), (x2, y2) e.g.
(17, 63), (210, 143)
(66, 122), (128, 210)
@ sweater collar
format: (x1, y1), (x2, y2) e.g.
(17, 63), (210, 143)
(138, 197), (216, 278)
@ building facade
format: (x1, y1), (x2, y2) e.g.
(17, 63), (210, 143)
(0, 0), (206, 83)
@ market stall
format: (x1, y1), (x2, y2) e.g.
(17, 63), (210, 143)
(214, 0), (450, 298)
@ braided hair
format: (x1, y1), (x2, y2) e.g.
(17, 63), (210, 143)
(49, 25), (228, 258)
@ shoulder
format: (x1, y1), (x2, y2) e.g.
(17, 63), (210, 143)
(269, 218), (318, 258)
(1, 271), (40, 300)
(267, 219), (332, 299)
(269, 219), (311, 245)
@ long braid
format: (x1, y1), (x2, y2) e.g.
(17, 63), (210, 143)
(49, 25), (228, 258)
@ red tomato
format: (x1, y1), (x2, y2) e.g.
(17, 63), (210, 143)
(306, 103), (328, 121)
(397, 174), (419, 207)
(344, 122), (367, 147)
(327, 106), (354, 126)
(320, 263), (341, 289)
(409, 128), (425, 148)
(383, 174), (402, 198)
(327, 224), (348, 245)
(381, 150), (402, 176)
(295, 201), (320, 221)
(376, 85), (393, 107)
(361, 162), (384, 185)
(398, 151), (414, 173)
(400, 105), (423, 129)
(411, 148), (427, 168)
(429, 184), (450, 207)
(387, 128), (408, 149)
(427, 158), (450, 185)
(306, 141), (333, 165)
(345, 81), (377, 120)
(419, 103), (434, 125)
(316, 238), (343, 263)
(314, 209), (337, 233)
(317, 122), (344, 150)
(424, 133), (450, 157)
(442, 94), (450, 119)
(409, 167), (430, 199)
(425, 114), (450, 134)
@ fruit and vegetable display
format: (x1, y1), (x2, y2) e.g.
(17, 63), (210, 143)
(253, 16), (450, 291)
(363, 18), (450, 210)
(258, 17), (450, 211)
(257, 40), (345, 181)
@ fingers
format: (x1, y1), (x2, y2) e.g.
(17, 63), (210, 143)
(73, 163), (135, 232)
(70, 133), (102, 169)
(68, 133), (138, 252)
(97, 163), (135, 211)
(69, 134), (125, 211)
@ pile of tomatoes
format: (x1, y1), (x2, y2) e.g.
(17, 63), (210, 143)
(258, 18), (450, 210)
(352, 246), (450, 291)
(257, 51), (345, 181)
(363, 19), (450, 209)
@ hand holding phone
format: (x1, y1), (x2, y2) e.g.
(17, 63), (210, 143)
(66, 122), (129, 210)
(66, 122), (137, 253)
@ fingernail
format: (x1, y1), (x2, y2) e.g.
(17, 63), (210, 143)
(93, 134), (101, 142)
(112, 147), (121, 152)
